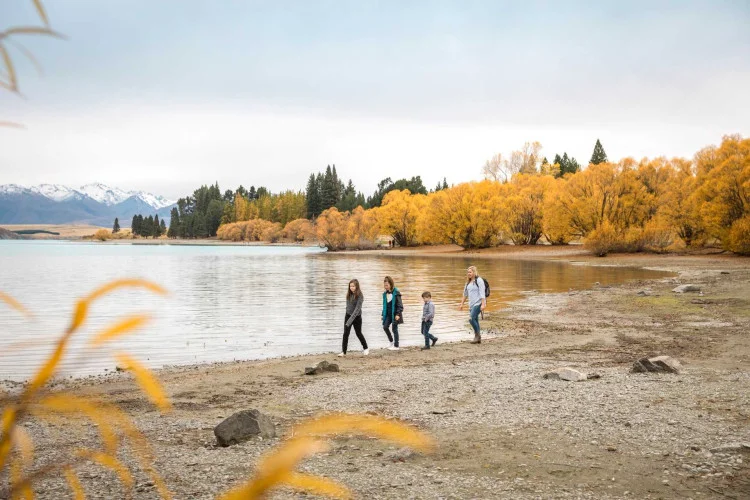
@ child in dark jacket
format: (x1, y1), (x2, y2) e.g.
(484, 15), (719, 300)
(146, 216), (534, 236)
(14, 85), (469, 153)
(382, 275), (403, 351)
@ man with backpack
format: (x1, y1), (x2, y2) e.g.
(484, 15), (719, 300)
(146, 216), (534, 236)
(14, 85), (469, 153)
(458, 265), (488, 344)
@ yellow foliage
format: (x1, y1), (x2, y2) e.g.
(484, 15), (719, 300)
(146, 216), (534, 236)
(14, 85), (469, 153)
(345, 206), (379, 249)
(0, 280), (171, 499)
(115, 353), (172, 412)
(283, 218), (315, 242)
(315, 207), (348, 250)
(584, 220), (622, 256)
(377, 190), (425, 247)
(694, 135), (750, 248)
(728, 216), (750, 255)
(217, 220), (283, 242)
(93, 229), (111, 241)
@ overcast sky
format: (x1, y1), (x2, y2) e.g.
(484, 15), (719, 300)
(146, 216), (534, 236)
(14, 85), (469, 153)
(1, 0), (749, 199)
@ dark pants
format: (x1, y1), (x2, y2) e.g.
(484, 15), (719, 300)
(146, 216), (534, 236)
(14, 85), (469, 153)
(383, 313), (399, 347)
(421, 320), (437, 348)
(343, 314), (368, 354)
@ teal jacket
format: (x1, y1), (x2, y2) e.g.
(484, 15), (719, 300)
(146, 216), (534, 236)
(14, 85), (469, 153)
(382, 288), (404, 324)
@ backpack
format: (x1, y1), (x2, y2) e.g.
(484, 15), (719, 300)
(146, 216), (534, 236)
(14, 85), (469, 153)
(480, 277), (490, 297)
(466, 277), (491, 297)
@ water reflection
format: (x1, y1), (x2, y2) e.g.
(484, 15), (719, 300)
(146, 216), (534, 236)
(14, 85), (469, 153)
(0, 241), (673, 379)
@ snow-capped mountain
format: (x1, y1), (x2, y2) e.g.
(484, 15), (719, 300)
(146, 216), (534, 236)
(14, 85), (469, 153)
(1, 183), (176, 209)
(77, 183), (132, 206)
(0, 183), (177, 226)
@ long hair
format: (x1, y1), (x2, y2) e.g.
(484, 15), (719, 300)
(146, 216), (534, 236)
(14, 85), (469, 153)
(466, 266), (478, 284)
(347, 279), (362, 300)
(383, 276), (395, 291)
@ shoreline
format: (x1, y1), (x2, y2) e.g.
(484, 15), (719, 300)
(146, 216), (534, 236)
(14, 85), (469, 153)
(5, 250), (749, 498)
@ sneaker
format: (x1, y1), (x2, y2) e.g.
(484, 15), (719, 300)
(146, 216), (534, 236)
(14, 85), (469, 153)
(420, 347), (430, 351)
(363, 349), (369, 356)
(387, 346), (400, 351)
(388, 341), (394, 348)
(337, 352), (345, 357)
(431, 337), (438, 347)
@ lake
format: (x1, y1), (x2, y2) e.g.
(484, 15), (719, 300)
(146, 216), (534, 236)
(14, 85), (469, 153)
(0, 241), (673, 379)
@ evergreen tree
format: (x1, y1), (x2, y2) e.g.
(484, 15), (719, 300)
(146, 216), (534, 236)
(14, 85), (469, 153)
(248, 186), (256, 200)
(154, 215), (161, 237)
(337, 179), (358, 212)
(321, 165), (338, 210)
(442, 178), (449, 190)
(223, 189), (235, 202)
(206, 199), (224, 236)
(159, 219), (167, 235)
(590, 139), (608, 165)
(167, 208), (180, 238)
(131, 215), (139, 236)
(112, 218), (120, 234)
(236, 185), (247, 199)
(306, 173), (321, 219)
(145, 215), (155, 237)
(256, 186), (269, 199)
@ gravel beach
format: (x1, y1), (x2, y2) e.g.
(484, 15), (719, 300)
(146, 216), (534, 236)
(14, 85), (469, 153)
(2, 249), (749, 499)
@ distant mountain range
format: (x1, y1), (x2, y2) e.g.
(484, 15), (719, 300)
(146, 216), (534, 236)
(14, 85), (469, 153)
(0, 183), (176, 227)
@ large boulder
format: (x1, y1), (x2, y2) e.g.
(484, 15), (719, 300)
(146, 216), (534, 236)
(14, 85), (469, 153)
(214, 409), (276, 446)
(304, 360), (340, 375)
(672, 284), (701, 293)
(631, 356), (681, 374)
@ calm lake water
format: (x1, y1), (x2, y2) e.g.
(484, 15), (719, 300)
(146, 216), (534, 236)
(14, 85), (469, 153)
(0, 241), (673, 380)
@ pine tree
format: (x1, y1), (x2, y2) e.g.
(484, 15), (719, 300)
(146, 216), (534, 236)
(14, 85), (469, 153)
(321, 165), (337, 210)
(131, 215), (139, 236)
(589, 139), (608, 165)
(145, 215), (155, 237)
(442, 178), (448, 190)
(167, 208), (180, 238)
(306, 173), (320, 219)
(159, 218), (167, 236)
(112, 218), (120, 234)
(248, 186), (256, 200)
(154, 215), (161, 237)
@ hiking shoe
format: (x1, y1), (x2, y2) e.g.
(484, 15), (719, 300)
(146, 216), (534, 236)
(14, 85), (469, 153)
(420, 347), (430, 351)
(431, 337), (438, 347)
(363, 349), (369, 356)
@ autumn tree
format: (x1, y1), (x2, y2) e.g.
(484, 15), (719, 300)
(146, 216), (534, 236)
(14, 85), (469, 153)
(694, 135), (750, 249)
(377, 190), (426, 247)
(315, 207), (349, 250)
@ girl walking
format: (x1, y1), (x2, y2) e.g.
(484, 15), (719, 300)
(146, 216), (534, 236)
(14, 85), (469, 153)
(339, 279), (369, 356)
(382, 276), (404, 351)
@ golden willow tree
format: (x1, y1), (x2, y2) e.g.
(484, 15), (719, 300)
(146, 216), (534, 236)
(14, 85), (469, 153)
(215, 138), (749, 255)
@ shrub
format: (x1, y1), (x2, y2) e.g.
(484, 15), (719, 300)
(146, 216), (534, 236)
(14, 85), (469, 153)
(584, 221), (622, 256)
(727, 216), (750, 255)
(93, 229), (111, 241)
(283, 219), (315, 242)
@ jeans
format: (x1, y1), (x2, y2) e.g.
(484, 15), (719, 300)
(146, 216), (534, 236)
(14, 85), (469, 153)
(421, 320), (437, 348)
(469, 304), (482, 335)
(343, 314), (368, 354)
(383, 314), (399, 347)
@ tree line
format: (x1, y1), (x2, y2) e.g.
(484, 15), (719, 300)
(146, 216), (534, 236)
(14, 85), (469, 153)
(215, 135), (749, 256)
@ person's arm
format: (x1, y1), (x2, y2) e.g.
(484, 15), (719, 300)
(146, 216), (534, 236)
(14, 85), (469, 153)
(459, 285), (467, 310)
(346, 295), (363, 326)
(427, 302), (435, 322)
(395, 293), (403, 320)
